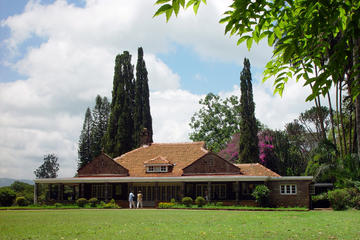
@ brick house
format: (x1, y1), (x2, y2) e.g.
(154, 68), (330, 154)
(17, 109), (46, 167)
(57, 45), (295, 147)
(33, 142), (313, 208)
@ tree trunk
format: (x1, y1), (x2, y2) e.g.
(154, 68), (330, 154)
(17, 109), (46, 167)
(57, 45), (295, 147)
(356, 97), (360, 156)
(354, 35), (360, 156)
(336, 81), (344, 157)
(327, 92), (337, 147)
(339, 80), (348, 154)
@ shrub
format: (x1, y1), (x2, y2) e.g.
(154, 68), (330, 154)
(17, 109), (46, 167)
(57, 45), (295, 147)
(182, 197), (193, 207)
(195, 196), (206, 207)
(215, 202), (223, 206)
(76, 198), (88, 207)
(0, 187), (16, 206)
(350, 196), (360, 210)
(103, 199), (119, 209)
(251, 185), (270, 207)
(15, 196), (27, 206)
(312, 192), (330, 208)
(158, 202), (175, 208)
(54, 203), (63, 208)
(89, 198), (98, 207)
(346, 188), (360, 209)
(170, 198), (176, 203)
(328, 189), (350, 210)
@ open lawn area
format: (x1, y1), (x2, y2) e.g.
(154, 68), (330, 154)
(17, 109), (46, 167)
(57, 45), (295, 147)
(0, 209), (359, 240)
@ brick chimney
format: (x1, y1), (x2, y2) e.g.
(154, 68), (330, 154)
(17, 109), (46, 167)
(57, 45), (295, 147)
(140, 128), (151, 147)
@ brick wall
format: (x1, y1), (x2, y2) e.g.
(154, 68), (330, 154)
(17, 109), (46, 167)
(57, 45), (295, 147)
(78, 153), (129, 177)
(183, 153), (240, 175)
(268, 180), (312, 208)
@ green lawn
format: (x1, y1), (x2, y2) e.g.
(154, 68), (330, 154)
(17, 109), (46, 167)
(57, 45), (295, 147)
(0, 209), (359, 240)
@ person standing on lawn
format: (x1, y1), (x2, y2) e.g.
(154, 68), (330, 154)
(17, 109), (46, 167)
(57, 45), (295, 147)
(137, 190), (143, 208)
(129, 191), (135, 208)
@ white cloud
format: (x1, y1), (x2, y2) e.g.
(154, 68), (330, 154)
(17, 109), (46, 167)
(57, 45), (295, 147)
(0, 0), (315, 179)
(151, 89), (203, 143)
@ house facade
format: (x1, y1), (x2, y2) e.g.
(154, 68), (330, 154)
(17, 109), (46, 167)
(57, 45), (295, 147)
(34, 142), (313, 208)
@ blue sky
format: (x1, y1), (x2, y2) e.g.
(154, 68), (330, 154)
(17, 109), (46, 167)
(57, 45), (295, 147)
(0, 0), (315, 179)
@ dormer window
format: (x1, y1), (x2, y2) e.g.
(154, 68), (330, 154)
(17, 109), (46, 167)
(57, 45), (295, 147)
(146, 165), (168, 173)
(144, 155), (172, 173)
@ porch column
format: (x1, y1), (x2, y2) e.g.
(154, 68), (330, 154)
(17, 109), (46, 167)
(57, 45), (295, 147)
(58, 184), (64, 201)
(72, 186), (76, 200)
(33, 183), (39, 205)
(180, 182), (185, 200)
(105, 183), (108, 201)
(48, 184), (52, 200)
(154, 182), (158, 202)
(80, 183), (84, 198)
(235, 181), (239, 202)
(207, 182), (211, 202)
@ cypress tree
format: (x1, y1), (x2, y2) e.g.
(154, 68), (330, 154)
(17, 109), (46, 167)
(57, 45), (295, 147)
(91, 95), (110, 158)
(238, 58), (259, 163)
(78, 107), (93, 169)
(134, 47), (153, 146)
(104, 51), (135, 157)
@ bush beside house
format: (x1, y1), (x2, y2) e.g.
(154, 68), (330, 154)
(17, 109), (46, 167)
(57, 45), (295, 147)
(252, 185), (270, 207)
(327, 187), (360, 210)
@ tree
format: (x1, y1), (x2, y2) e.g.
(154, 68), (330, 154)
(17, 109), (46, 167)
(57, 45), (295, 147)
(91, 95), (110, 158)
(134, 47), (153, 147)
(34, 154), (59, 178)
(104, 51), (135, 157)
(0, 187), (16, 206)
(238, 58), (258, 163)
(78, 107), (93, 169)
(189, 93), (241, 152)
(154, 0), (360, 155)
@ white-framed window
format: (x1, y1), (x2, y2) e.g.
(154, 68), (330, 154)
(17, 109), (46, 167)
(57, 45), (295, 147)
(280, 184), (297, 195)
(146, 165), (168, 173)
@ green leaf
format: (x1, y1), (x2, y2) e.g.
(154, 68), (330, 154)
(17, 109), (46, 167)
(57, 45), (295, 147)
(179, 0), (185, 7)
(268, 32), (275, 46)
(166, 8), (173, 21)
(193, 1), (200, 14)
(186, 0), (195, 8)
(274, 26), (282, 39)
(237, 36), (249, 45)
(155, 0), (171, 4)
(173, 0), (180, 16)
(219, 16), (230, 24)
(246, 37), (253, 51)
(153, 4), (173, 18)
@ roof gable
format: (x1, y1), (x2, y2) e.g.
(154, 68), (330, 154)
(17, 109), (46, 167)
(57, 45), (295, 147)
(77, 153), (129, 177)
(182, 152), (241, 175)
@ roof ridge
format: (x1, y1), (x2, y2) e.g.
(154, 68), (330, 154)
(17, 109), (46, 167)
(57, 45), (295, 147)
(114, 142), (206, 161)
(151, 141), (205, 145)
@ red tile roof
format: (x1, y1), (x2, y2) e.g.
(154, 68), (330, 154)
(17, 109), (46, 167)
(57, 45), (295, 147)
(114, 142), (208, 177)
(112, 142), (281, 178)
(234, 163), (281, 177)
(144, 155), (172, 165)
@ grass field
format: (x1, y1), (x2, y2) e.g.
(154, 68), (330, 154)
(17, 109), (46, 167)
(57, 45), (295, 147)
(0, 209), (359, 240)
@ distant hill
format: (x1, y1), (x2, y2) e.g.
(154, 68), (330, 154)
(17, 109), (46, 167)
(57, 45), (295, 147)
(0, 178), (34, 187)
